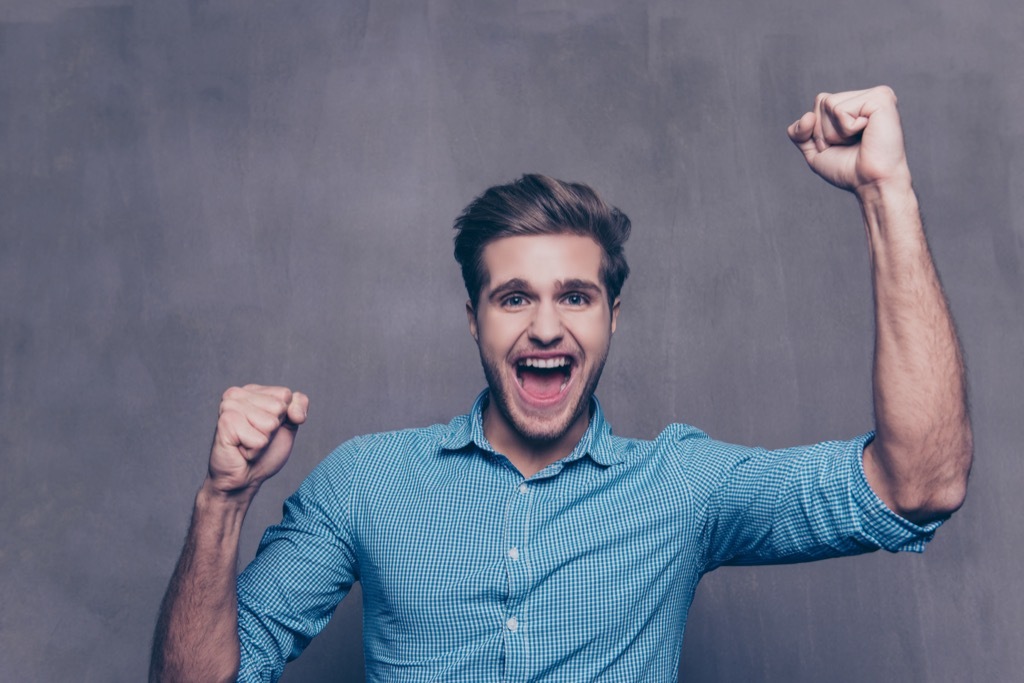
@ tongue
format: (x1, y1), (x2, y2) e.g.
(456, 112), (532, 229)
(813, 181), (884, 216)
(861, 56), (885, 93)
(520, 368), (564, 400)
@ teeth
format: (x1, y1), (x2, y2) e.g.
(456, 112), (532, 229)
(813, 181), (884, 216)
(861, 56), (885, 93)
(518, 356), (571, 369)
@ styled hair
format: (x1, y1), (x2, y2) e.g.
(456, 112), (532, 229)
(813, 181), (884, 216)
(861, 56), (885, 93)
(453, 174), (631, 306)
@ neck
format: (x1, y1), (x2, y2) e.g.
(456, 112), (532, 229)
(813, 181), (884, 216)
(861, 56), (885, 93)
(482, 400), (591, 479)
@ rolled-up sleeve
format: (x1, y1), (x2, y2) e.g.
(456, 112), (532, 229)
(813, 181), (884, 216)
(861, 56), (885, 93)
(695, 431), (943, 572)
(235, 442), (360, 683)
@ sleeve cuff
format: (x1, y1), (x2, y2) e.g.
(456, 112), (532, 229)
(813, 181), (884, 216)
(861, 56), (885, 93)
(851, 432), (944, 553)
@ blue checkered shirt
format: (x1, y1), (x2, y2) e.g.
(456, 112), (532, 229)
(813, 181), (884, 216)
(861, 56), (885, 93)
(236, 391), (941, 682)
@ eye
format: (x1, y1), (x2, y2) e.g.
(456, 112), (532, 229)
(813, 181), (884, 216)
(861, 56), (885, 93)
(562, 292), (589, 307)
(501, 294), (528, 308)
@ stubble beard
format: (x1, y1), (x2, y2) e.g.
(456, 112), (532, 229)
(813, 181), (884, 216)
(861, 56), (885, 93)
(478, 345), (609, 447)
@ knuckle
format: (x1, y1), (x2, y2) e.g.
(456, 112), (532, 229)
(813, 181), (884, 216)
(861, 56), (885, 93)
(872, 85), (897, 105)
(219, 398), (240, 415)
(257, 385), (291, 401)
(216, 410), (238, 433)
(222, 386), (243, 401)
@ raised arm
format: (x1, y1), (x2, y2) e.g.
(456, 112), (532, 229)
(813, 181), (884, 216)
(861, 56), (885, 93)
(150, 385), (309, 683)
(787, 86), (972, 524)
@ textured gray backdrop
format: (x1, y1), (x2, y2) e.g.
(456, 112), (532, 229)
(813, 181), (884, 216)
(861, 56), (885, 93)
(1, 1), (1020, 681)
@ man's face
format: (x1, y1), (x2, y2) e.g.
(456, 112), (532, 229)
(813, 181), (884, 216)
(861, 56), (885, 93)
(467, 233), (620, 448)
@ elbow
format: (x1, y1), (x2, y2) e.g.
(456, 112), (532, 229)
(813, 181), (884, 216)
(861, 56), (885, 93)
(870, 420), (973, 523)
(907, 479), (968, 522)
(891, 444), (973, 524)
(932, 429), (975, 516)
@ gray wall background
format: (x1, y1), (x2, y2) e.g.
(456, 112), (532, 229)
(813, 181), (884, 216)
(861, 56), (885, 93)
(1, 1), (1020, 681)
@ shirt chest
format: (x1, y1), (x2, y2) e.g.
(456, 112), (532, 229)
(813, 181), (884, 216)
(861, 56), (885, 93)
(351, 451), (703, 650)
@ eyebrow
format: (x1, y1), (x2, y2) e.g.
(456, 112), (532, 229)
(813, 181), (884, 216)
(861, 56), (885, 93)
(488, 278), (533, 301)
(557, 279), (603, 295)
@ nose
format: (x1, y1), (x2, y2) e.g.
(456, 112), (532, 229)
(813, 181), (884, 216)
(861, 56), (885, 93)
(528, 300), (564, 345)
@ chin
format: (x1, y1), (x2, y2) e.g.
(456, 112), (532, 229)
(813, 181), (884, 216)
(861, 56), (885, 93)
(482, 353), (604, 447)
(508, 406), (584, 444)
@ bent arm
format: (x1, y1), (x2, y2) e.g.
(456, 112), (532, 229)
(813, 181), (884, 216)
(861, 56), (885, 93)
(787, 87), (972, 524)
(150, 485), (252, 683)
(859, 183), (972, 523)
(699, 433), (941, 571)
(150, 385), (309, 682)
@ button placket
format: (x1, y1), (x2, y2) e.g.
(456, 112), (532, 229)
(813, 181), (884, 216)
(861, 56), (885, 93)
(503, 478), (533, 668)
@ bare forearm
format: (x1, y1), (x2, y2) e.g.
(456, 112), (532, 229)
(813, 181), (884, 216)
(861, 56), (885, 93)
(860, 183), (972, 522)
(786, 87), (972, 521)
(150, 483), (254, 683)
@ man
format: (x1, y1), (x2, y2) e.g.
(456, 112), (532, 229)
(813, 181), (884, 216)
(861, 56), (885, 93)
(150, 87), (972, 682)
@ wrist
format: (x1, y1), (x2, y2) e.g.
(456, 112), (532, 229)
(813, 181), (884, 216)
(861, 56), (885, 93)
(855, 175), (916, 210)
(189, 479), (254, 556)
(197, 477), (260, 513)
(856, 176), (921, 243)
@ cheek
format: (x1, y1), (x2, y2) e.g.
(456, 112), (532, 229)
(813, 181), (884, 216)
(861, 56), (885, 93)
(586, 332), (612, 353)
(574, 315), (613, 345)
(476, 319), (516, 355)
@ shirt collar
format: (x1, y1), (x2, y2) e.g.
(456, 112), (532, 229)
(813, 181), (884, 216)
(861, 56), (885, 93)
(440, 389), (623, 467)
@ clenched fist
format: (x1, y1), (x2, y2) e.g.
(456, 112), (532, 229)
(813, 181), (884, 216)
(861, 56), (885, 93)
(787, 85), (913, 197)
(206, 384), (309, 496)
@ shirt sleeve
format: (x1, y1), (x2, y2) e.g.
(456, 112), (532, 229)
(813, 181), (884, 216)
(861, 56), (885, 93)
(695, 432), (944, 572)
(235, 442), (361, 683)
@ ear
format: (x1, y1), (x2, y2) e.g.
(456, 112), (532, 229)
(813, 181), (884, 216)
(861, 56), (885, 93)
(610, 297), (621, 334)
(466, 300), (479, 342)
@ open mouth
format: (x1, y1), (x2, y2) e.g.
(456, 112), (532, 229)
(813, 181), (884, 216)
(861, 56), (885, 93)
(515, 355), (574, 403)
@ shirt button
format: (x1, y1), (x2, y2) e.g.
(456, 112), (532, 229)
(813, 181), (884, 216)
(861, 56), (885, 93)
(508, 547), (519, 561)
(518, 483), (528, 494)
(506, 616), (518, 632)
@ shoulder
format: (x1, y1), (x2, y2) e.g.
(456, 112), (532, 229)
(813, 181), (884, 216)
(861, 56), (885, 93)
(645, 422), (741, 469)
(603, 422), (714, 467)
(602, 422), (728, 485)
(306, 412), (479, 493)
(318, 420), (457, 475)
(637, 423), (785, 494)
(300, 417), (481, 526)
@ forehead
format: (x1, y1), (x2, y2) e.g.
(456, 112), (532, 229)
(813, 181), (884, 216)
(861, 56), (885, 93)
(480, 234), (604, 289)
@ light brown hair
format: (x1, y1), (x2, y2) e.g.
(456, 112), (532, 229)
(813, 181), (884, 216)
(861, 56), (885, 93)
(453, 174), (631, 306)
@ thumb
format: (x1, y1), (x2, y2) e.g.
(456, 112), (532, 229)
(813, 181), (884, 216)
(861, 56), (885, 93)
(788, 111), (818, 162)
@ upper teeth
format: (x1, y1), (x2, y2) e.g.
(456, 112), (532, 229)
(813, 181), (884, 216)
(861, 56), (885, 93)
(519, 357), (570, 369)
